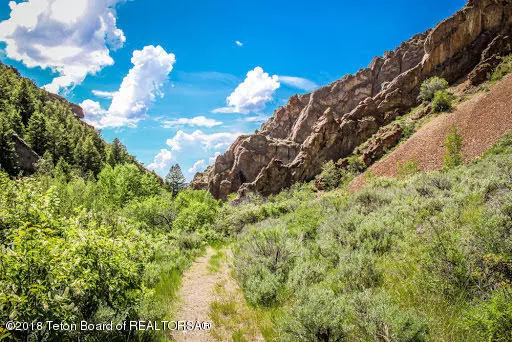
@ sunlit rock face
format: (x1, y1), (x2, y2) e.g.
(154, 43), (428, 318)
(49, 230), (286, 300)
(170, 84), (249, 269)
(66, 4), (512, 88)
(191, 0), (512, 199)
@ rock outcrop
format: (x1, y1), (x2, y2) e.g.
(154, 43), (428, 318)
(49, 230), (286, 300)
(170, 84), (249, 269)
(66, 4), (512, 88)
(192, 0), (512, 199)
(12, 134), (40, 174)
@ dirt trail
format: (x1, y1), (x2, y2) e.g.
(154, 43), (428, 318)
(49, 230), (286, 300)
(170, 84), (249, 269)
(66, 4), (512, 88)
(350, 74), (512, 191)
(171, 248), (262, 342)
(171, 248), (219, 342)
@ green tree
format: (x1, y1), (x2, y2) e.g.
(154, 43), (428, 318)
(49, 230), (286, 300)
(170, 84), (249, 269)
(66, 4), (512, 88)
(0, 116), (19, 175)
(106, 138), (130, 166)
(74, 135), (103, 175)
(165, 164), (187, 196)
(443, 124), (463, 169)
(13, 78), (40, 125)
(25, 111), (49, 155)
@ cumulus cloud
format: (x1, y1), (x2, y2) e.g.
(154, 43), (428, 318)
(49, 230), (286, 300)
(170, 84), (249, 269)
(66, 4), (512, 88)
(213, 66), (280, 114)
(235, 40), (243, 47)
(278, 76), (319, 92)
(92, 90), (116, 98)
(166, 130), (241, 152)
(188, 159), (205, 174)
(82, 45), (176, 128)
(147, 149), (173, 172)
(162, 116), (222, 128)
(0, 0), (127, 93)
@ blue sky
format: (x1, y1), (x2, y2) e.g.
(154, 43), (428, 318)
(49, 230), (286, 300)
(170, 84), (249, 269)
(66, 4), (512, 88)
(0, 0), (466, 179)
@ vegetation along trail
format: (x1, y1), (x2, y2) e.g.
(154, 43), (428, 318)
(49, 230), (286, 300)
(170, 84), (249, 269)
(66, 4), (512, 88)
(171, 247), (262, 341)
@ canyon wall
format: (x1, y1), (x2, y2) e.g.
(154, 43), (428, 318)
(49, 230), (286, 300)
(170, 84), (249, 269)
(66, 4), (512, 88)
(192, 0), (512, 199)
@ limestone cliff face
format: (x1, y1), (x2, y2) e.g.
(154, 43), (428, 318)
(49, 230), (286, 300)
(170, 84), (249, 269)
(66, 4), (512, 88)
(192, 0), (512, 199)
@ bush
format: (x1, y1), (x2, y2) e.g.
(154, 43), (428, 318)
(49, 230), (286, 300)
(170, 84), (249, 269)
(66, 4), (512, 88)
(172, 190), (220, 232)
(234, 226), (297, 306)
(280, 286), (349, 341)
(230, 134), (512, 341)
(466, 289), (512, 341)
(316, 160), (345, 190)
(432, 90), (454, 112)
(420, 77), (449, 103)
(397, 160), (420, 178)
(491, 54), (512, 82)
(443, 124), (463, 169)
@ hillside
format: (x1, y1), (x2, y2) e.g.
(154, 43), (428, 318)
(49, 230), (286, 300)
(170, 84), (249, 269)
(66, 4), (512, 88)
(0, 63), (144, 177)
(192, 0), (512, 199)
(351, 72), (512, 190)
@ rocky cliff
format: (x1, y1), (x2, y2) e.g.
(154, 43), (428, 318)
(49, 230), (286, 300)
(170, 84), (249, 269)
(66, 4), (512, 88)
(192, 0), (512, 199)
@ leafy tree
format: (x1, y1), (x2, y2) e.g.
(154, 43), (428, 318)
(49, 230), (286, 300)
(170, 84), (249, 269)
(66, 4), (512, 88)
(443, 124), (463, 169)
(165, 163), (187, 196)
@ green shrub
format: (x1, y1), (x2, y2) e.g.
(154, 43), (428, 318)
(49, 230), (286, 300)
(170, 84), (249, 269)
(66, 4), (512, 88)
(491, 54), (512, 82)
(349, 291), (429, 341)
(432, 90), (454, 112)
(397, 160), (420, 178)
(280, 286), (349, 341)
(234, 226), (297, 306)
(230, 134), (512, 341)
(316, 160), (345, 190)
(466, 289), (512, 342)
(443, 124), (463, 169)
(420, 77), (449, 103)
(172, 190), (220, 232)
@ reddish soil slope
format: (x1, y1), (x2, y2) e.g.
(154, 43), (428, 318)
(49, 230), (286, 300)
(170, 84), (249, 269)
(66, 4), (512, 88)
(350, 74), (512, 191)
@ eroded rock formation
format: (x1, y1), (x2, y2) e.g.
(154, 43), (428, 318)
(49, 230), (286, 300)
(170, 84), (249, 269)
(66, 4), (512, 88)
(192, 0), (512, 199)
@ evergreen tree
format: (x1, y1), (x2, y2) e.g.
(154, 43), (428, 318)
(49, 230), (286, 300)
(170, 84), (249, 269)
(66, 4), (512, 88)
(107, 138), (130, 166)
(14, 78), (40, 125)
(0, 116), (19, 175)
(25, 111), (49, 155)
(74, 135), (103, 175)
(165, 164), (186, 196)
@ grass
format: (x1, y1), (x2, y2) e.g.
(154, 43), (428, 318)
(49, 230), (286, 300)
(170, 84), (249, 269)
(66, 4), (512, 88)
(208, 249), (227, 273)
(209, 278), (264, 341)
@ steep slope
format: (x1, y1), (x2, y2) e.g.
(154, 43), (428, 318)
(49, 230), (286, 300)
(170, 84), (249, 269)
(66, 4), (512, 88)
(350, 73), (512, 190)
(192, 0), (512, 199)
(0, 63), (153, 178)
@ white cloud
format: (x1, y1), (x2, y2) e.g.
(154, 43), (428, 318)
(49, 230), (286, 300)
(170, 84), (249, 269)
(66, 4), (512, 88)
(246, 115), (270, 123)
(166, 130), (241, 152)
(92, 90), (116, 98)
(235, 40), (243, 47)
(162, 116), (222, 128)
(188, 159), (205, 174)
(278, 76), (318, 92)
(209, 152), (221, 164)
(147, 149), (173, 172)
(213, 66), (280, 114)
(82, 45), (176, 128)
(0, 0), (127, 93)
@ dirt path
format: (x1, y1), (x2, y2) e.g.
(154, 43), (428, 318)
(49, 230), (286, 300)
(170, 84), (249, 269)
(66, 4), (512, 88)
(171, 248), (263, 342)
(171, 248), (219, 342)
(350, 74), (512, 191)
